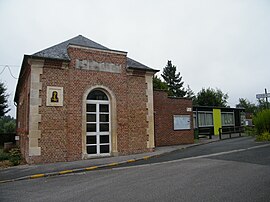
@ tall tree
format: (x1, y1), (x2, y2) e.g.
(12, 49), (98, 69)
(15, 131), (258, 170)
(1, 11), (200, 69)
(153, 75), (168, 90)
(236, 98), (257, 114)
(0, 82), (10, 117)
(185, 85), (195, 99)
(161, 60), (186, 97)
(193, 87), (229, 107)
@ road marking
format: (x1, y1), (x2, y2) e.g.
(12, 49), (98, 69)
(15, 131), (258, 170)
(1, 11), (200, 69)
(107, 163), (118, 166)
(59, 170), (73, 175)
(2, 142), (269, 183)
(85, 166), (98, 171)
(168, 143), (270, 162)
(143, 156), (151, 160)
(127, 159), (136, 163)
(30, 174), (45, 179)
(113, 144), (270, 170)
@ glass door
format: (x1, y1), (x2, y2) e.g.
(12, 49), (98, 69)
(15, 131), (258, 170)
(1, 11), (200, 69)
(86, 90), (110, 156)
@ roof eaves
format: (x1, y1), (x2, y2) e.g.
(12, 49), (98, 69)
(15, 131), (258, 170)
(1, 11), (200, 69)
(127, 66), (159, 72)
(29, 55), (70, 62)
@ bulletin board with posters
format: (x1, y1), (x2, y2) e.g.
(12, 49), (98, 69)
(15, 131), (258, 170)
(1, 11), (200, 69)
(173, 115), (191, 130)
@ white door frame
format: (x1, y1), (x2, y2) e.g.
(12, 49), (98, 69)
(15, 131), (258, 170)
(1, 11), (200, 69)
(86, 99), (111, 157)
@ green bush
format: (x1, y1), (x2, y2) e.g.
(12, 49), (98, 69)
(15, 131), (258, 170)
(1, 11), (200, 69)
(9, 148), (22, 166)
(256, 131), (270, 141)
(253, 109), (270, 135)
(0, 148), (10, 161)
(244, 126), (256, 136)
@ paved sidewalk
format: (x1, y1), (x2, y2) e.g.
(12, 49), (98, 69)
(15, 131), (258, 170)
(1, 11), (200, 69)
(0, 136), (219, 183)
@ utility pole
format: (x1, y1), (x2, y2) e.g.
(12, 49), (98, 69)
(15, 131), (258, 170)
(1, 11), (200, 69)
(265, 88), (269, 109)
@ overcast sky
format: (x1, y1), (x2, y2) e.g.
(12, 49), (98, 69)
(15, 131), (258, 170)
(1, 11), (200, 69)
(0, 0), (269, 117)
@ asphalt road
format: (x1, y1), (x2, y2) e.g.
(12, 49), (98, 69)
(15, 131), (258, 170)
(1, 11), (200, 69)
(116, 136), (270, 167)
(1, 137), (270, 202)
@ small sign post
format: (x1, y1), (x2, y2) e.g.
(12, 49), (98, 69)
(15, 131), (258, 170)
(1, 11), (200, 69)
(256, 88), (269, 109)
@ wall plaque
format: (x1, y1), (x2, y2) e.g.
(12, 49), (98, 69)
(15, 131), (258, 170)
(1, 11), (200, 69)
(46, 86), (63, 106)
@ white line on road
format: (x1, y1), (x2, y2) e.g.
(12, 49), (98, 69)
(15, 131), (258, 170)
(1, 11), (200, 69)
(113, 143), (270, 170)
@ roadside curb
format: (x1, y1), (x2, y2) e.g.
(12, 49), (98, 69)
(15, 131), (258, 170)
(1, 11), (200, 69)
(0, 138), (220, 184)
(0, 157), (149, 184)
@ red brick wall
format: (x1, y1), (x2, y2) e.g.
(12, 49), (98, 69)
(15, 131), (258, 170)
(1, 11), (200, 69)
(24, 47), (151, 163)
(126, 72), (148, 154)
(154, 90), (194, 146)
(34, 60), (69, 163)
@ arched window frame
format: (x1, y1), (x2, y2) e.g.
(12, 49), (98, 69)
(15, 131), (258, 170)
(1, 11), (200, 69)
(87, 90), (108, 101)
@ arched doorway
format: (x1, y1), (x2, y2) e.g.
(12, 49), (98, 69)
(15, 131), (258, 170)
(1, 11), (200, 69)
(86, 89), (111, 156)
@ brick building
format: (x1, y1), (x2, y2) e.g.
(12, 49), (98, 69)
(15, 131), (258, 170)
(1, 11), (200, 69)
(154, 90), (194, 146)
(14, 35), (158, 164)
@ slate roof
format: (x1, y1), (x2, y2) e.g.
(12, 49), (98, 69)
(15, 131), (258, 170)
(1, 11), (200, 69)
(33, 35), (157, 72)
(33, 35), (109, 60)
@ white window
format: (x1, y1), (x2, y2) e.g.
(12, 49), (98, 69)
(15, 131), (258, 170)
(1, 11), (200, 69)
(198, 112), (213, 127)
(174, 115), (191, 130)
(221, 112), (234, 126)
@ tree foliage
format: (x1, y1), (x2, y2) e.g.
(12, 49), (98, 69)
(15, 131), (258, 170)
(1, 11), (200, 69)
(161, 61), (186, 97)
(0, 115), (16, 133)
(0, 82), (10, 117)
(193, 87), (229, 107)
(153, 75), (168, 90)
(236, 98), (269, 115)
(236, 98), (257, 114)
(257, 99), (269, 111)
(186, 85), (195, 99)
